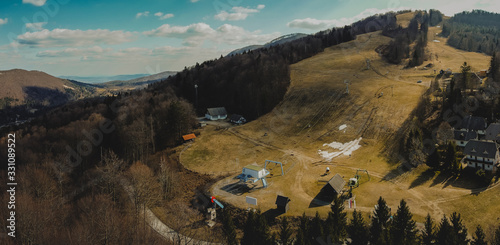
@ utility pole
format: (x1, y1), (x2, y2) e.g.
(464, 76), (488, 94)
(194, 84), (198, 109)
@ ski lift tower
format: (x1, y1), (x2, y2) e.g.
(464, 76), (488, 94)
(347, 169), (370, 197)
(194, 84), (198, 109)
(344, 80), (350, 95)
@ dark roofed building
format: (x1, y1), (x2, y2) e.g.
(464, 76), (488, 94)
(205, 107), (227, 121)
(326, 174), (345, 194)
(275, 195), (291, 213)
(458, 115), (487, 134)
(453, 130), (478, 147)
(229, 114), (246, 125)
(463, 140), (500, 173)
(485, 123), (500, 142)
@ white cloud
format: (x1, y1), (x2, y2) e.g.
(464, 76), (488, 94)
(152, 46), (191, 55)
(214, 5), (265, 21)
(144, 23), (215, 39)
(26, 22), (47, 31)
(287, 7), (408, 30)
(17, 29), (135, 48)
(0, 18), (8, 26)
(22, 0), (46, 6)
(435, 0), (500, 16)
(136, 11), (150, 18)
(144, 22), (279, 46)
(287, 18), (337, 30)
(36, 46), (112, 57)
(154, 12), (174, 20)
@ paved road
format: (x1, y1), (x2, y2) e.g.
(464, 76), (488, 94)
(120, 178), (221, 245)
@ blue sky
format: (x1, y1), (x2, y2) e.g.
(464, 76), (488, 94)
(0, 0), (499, 77)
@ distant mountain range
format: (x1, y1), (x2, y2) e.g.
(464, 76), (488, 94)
(0, 69), (98, 108)
(100, 71), (178, 88)
(227, 33), (308, 56)
(59, 74), (150, 84)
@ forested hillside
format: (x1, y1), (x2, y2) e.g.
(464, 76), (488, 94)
(0, 11), (403, 244)
(379, 10), (435, 66)
(154, 12), (400, 120)
(442, 10), (500, 55)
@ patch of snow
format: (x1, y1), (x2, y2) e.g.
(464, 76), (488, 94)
(433, 40), (440, 43)
(339, 124), (347, 131)
(318, 137), (362, 161)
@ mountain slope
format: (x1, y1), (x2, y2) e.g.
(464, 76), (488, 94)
(0, 69), (98, 108)
(59, 74), (150, 84)
(226, 33), (308, 56)
(185, 12), (493, 230)
(101, 71), (177, 88)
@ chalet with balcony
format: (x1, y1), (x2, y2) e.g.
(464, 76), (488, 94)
(463, 140), (500, 173)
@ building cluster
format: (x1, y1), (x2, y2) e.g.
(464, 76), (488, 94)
(453, 115), (500, 173)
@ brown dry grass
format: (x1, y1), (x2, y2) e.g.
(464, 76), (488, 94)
(183, 17), (497, 231)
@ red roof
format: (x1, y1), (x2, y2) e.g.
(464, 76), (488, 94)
(182, 134), (196, 141)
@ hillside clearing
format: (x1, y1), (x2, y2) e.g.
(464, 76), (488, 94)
(183, 19), (496, 230)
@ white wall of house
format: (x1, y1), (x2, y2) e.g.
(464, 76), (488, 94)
(205, 114), (227, 121)
(242, 168), (267, 179)
(485, 164), (493, 171)
(456, 140), (466, 147)
(468, 162), (476, 168)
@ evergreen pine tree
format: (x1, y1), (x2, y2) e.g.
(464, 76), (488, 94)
(348, 209), (369, 245)
(493, 226), (500, 245)
(278, 216), (294, 245)
(327, 195), (348, 243)
(450, 212), (469, 245)
(221, 208), (238, 245)
(489, 52), (499, 80)
(436, 215), (453, 245)
(444, 141), (459, 173)
(390, 199), (418, 245)
(426, 148), (440, 169)
(295, 213), (311, 245)
(421, 213), (435, 245)
(471, 225), (488, 245)
(241, 210), (273, 245)
(310, 211), (324, 242)
(370, 197), (392, 245)
(461, 62), (472, 90)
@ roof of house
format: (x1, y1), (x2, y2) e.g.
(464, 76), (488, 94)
(206, 107), (227, 116)
(244, 164), (264, 172)
(458, 115), (487, 131)
(453, 130), (477, 141)
(275, 195), (291, 206)
(464, 140), (498, 159)
(327, 174), (346, 194)
(182, 133), (196, 141)
(230, 114), (244, 121)
(485, 123), (500, 141)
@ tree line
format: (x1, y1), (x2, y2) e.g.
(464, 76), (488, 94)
(220, 196), (500, 245)
(442, 10), (500, 55)
(380, 10), (434, 66)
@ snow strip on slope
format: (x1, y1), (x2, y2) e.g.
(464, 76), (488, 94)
(318, 137), (362, 161)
